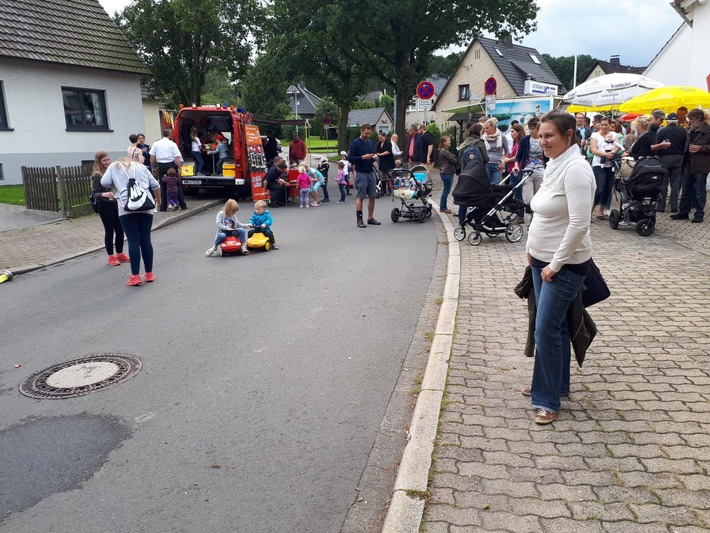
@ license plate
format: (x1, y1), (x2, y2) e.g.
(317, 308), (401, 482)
(183, 180), (201, 185)
(234, 179), (245, 185)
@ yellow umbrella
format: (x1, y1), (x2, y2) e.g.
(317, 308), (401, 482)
(567, 104), (616, 113)
(619, 86), (710, 114)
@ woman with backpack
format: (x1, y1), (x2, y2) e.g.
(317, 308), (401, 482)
(90, 151), (129, 267)
(101, 157), (161, 286)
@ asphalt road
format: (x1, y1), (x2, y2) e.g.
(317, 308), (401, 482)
(0, 198), (438, 533)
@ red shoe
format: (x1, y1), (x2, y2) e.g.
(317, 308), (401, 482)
(116, 253), (130, 263)
(127, 274), (142, 286)
(144, 272), (155, 283)
(107, 255), (120, 266)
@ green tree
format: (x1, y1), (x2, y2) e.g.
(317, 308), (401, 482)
(239, 51), (292, 119)
(542, 54), (598, 90)
(430, 52), (464, 78)
(115, 0), (261, 107)
(333, 0), (539, 141)
(270, 2), (371, 150)
(312, 98), (340, 137)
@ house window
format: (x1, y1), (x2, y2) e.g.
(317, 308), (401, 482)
(0, 81), (9, 130)
(0, 163), (3, 181)
(529, 53), (541, 64)
(458, 84), (470, 101)
(407, 99), (416, 112)
(62, 87), (109, 130)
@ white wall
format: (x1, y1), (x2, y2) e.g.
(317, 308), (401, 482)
(644, 24), (693, 87)
(0, 58), (145, 184)
(688, 2), (710, 90)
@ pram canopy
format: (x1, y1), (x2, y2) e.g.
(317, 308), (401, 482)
(452, 160), (513, 208)
(625, 157), (666, 200)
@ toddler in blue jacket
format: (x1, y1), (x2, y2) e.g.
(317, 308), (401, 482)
(248, 200), (278, 249)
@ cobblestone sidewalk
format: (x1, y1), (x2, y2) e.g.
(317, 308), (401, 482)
(423, 174), (710, 532)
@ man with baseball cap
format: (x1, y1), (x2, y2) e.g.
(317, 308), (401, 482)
(649, 109), (666, 144)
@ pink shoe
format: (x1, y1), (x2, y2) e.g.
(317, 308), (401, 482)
(127, 274), (142, 286)
(116, 253), (130, 263)
(144, 272), (155, 283)
(108, 255), (120, 266)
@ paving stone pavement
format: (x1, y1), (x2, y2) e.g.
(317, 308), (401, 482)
(422, 173), (710, 533)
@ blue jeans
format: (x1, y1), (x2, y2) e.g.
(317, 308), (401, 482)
(678, 172), (707, 217)
(338, 183), (347, 202)
(440, 173), (453, 211)
(192, 151), (204, 174)
(216, 158), (227, 174)
(486, 163), (501, 185)
(530, 264), (587, 413)
(593, 166), (614, 209)
(215, 228), (247, 245)
(119, 213), (154, 275)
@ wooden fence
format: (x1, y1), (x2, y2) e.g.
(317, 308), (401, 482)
(21, 165), (94, 218)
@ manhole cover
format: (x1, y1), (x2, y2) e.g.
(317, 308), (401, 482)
(19, 354), (141, 399)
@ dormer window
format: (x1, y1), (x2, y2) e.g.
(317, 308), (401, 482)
(529, 53), (541, 64)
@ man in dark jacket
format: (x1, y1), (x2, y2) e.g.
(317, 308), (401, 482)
(413, 123), (435, 168)
(671, 109), (710, 223)
(654, 113), (688, 212)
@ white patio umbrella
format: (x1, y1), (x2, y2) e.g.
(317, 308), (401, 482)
(563, 73), (664, 112)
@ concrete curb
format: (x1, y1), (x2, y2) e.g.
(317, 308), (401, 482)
(11, 199), (222, 275)
(381, 202), (459, 533)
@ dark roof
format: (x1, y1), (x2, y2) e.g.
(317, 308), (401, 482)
(477, 37), (563, 94)
(582, 60), (646, 81)
(347, 108), (392, 127)
(286, 83), (323, 116)
(433, 37), (563, 111)
(427, 75), (448, 96)
(0, 0), (149, 74)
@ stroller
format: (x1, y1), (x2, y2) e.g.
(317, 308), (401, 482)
(610, 157), (665, 236)
(390, 165), (433, 223)
(452, 161), (531, 246)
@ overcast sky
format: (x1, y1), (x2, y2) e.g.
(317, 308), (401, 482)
(100, 0), (681, 68)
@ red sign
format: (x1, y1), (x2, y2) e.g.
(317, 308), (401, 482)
(416, 81), (435, 100)
(484, 77), (497, 96)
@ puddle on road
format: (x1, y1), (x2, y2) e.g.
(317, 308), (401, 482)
(0, 414), (131, 519)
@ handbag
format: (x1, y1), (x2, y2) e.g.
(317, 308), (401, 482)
(89, 193), (99, 213)
(122, 165), (155, 212)
(582, 259), (610, 308)
(618, 157), (636, 179)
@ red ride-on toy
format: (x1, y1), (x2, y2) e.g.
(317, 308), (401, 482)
(219, 235), (247, 256)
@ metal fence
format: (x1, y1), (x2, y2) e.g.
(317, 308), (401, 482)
(21, 165), (93, 218)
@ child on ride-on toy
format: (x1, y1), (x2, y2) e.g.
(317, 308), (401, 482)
(248, 200), (278, 250)
(205, 199), (251, 256)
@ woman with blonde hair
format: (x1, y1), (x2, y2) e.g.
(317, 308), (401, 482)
(205, 199), (251, 256)
(483, 117), (509, 184)
(101, 157), (161, 286)
(91, 151), (128, 267)
(628, 116), (653, 158)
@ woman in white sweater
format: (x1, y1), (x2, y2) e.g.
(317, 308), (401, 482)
(524, 109), (596, 425)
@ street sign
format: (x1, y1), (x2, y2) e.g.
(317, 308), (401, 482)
(322, 116), (331, 125)
(484, 77), (497, 96)
(416, 81), (435, 100)
(485, 95), (496, 111)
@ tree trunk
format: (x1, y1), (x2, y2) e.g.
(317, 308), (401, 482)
(338, 75), (352, 153)
(395, 91), (409, 148)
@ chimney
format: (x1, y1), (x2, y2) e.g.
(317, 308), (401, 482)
(610, 55), (620, 66)
(501, 35), (514, 49)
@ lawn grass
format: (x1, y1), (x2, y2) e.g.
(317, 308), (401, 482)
(0, 185), (25, 206)
(305, 136), (340, 152)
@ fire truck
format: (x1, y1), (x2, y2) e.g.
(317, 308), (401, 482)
(172, 105), (267, 200)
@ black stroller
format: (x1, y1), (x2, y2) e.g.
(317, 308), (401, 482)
(452, 161), (530, 246)
(610, 157), (665, 236)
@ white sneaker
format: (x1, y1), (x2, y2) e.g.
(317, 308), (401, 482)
(205, 246), (217, 256)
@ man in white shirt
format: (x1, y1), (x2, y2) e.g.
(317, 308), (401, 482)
(150, 129), (185, 211)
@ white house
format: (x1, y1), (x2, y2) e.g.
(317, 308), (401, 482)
(347, 108), (394, 134)
(644, 0), (710, 90)
(0, 0), (150, 184)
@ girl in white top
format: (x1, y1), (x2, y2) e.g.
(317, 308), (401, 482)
(524, 109), (596, 426)
(390, 133), (402, 160)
